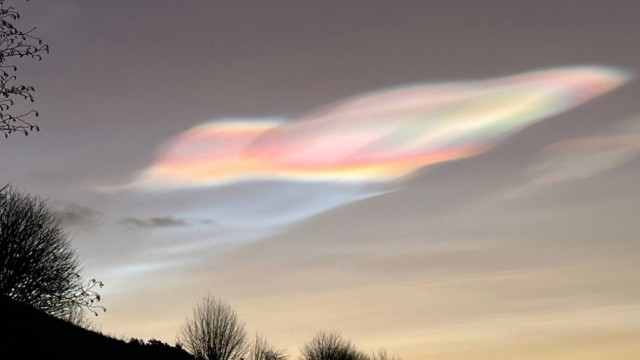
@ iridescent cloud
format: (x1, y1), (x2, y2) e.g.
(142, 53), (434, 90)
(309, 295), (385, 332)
(508, 115), (640, 196)
(135, 65), (630, 189)
(109, 66), (631, 249)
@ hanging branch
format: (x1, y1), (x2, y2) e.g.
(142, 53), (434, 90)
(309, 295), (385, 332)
(0, 0), (49, 138)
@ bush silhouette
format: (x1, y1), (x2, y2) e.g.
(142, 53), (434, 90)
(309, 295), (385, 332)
(299, 331), (367, 360)
(0, 185), (103, 318)
(178, 294), (248, 360)
(299, 331), (401, 360)
(248, 333), (288, 360)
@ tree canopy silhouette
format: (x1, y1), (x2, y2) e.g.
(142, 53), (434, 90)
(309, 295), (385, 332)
(0, 185), (103, 318)
(299, 331), (367, 360)
(368, 350), (401, 360)
(178, 294), (248, 360)
(0, 0), (48, 138)
(248, 334), (288, 360)
(299, 331), (401, 360)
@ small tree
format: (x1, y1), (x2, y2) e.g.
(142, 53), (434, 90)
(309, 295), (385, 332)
(299, 331), (367, 360)
(0, 0), (49, 138)
(178, 294), (248, 360)
(368, 349), (401, 360)
(0, 186), (103, 318)
(248, 334), (288, 360)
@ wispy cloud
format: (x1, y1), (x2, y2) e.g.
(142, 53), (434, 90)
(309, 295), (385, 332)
(119, 216), (190, 228)
(54, 202), (102, 228)
(133, 65), (629, 189)
(111, 65), (631, 246)
(507, 114), (640, 197)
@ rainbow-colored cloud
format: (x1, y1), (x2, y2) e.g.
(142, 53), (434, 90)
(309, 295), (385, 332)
(507, 115), (640, 196)
(134, 66), (629, 189)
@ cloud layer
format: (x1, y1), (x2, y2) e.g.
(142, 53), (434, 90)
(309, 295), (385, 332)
(111, 65), (631, 249)
(134, 65), (629, 189)
(508, 114), (640, 196)
(54, 202), (102, 229)
(119, 216), (190, 228)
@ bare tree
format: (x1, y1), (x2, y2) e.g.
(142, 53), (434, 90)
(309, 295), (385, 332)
(299, 331), (367, 360)
(0, 0), (49, 138)
(66, 305), (97, 330)
(0, 186), (104, 318)
(368, 349), (401, 360)
(248, 334), (288, 360)
(178, 294), (248, 360)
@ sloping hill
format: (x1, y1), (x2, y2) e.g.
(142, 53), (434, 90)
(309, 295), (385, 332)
(0, 296), (197, 360)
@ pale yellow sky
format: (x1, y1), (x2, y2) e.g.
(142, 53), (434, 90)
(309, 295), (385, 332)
(92, 178), (640, 359)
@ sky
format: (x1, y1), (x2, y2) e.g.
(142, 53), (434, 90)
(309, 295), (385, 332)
(2, 1), (640, 359)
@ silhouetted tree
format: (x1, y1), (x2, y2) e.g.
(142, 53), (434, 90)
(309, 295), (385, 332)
(0, 186), (103, 318)
(299, 331), (367, 360)
(248, 334), (288, 360)
(0, 0), (48, 138)
(66, 304), (97, 329)
(178, 294), (248, 360)
(368, 349), (401, 360)
(128, 337), (145, 347)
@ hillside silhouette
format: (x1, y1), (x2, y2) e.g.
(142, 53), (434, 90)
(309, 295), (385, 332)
(0, 295), (197, 360)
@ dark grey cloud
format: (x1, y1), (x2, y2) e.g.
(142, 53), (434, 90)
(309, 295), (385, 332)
(54, 203), (101, 228)
(119, 216), (189, 228)
(198, 219), (216, 225)
(118, 216), (217, 229)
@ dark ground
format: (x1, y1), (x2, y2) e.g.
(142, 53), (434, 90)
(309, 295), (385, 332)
(0, 296), (197, 360)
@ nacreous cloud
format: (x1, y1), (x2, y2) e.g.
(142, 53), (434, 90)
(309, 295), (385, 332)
(507, 114), (640, 197)
(134, 65), (630, 189)
(107, 66), (631, 251)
